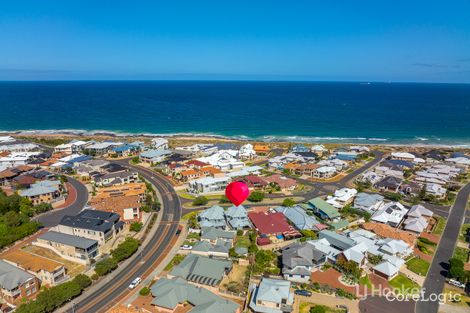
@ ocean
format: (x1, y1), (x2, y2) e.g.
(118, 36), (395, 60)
(0, 81), (469, 146)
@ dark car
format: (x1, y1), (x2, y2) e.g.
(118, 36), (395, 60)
(294, 289), (312, 297)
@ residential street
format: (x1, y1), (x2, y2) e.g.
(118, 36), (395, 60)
(34, 176), (89, 227)
(415, 182), (470, 313)
(61, 161), (182, 313)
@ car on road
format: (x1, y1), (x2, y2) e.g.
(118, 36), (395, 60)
(128, 277), (142, 289)
(294, 289), (312, 297)
(181, 244), (193, 250)
(448, 279), (466, 289)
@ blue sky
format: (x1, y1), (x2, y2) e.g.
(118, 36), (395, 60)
(0, 1), (469, 82)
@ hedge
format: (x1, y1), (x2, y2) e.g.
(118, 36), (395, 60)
(15, 275), (92, 313)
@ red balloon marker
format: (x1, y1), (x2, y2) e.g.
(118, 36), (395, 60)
(225, 181), (250, 206)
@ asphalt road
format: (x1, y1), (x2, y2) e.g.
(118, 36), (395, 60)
(68, 161), (182, 313)
(35, 176), (89, 227)
(359, 296), (415, 313)
(415, 182), (470, 313)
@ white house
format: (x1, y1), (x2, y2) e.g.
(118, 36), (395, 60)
(151, 138), (169, 150)
(239, 144), (256, 159)
(371, 202), (409, 227)
(187, 176), (231, 195)
(327, 188), (357, 208)
(314, 166), (336, 178)
(198, 150), (244, 171)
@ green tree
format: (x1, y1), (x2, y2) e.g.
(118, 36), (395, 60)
(192, 196), (209, 206)
(248, 191), (265, 202)
(282, 198), (296, 207)
(449, 258), (465, 281)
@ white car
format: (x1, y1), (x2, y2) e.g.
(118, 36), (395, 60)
(448, 279), (466, 289)
(181, 245), (193, 250)
(128, 277), (142, 289)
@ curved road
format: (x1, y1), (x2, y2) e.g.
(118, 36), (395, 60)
(35, 176), (89, 227)
(67, 161), (182, 313)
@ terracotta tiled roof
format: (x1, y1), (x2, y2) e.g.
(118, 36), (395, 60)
(200, 166), (222, 174)
(362, 222), (416, 246)
(181, 169), (199, 176)
(89, 195), (141, 211)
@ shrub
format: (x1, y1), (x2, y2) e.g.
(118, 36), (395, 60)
(95, 258), (118, 276)
(130, 222), (143, 232)
(91, 273), (99, 281)
(192, 196), (209, 206)
(248, 191), (265, 202)
(139, 287), (150, 296)
(282, 198), (296, 207)
(72, 274), (92, 289)
(310, 305), (327, 313)
(111, 237), (140, 262)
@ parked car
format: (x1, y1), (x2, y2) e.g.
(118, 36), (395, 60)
(336, 304), (349, 312)
(128, 277), (142, 289)
(448, 279), (466, 289)
(181, 244), (193, 250)
(294, 289), (312, 297)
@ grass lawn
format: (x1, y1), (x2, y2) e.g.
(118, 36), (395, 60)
(459, 223), (470, 242)
(453, 246), (469, 263)
(432, 216), (446, 235)
(358, 274), (372, 288)
(406, 258), (430, 276)
(181, 210), (199, 221)
(389, 274), (421, 295)
(235, 235), (251, 248)
(443, 287), (470, 308)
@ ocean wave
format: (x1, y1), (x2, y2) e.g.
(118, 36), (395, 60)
(3, 128), (470, 147)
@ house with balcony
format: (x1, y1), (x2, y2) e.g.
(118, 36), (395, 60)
(0, 260), (40, 305)
(249, 278), (294, 313)
(19, 179), (63, 205)
(55, 209), (124, 245)
(2, 250), (67, 287)
(187, 176), (231, 195)
(281, 243), (326, 282)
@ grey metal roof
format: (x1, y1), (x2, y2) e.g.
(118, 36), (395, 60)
(170, 254), (232, 286)
(318, 230), (355, 250)
(0, 260), (35, 291)
(151, 277), (239, 313)
(38, 231), (98, 249)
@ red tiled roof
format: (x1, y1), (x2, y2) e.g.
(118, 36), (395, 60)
(243, 175), (269, 187)
(186, 160), (208, 167)
(264, 174), (297, 189)
(248, 211), (294, 235)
